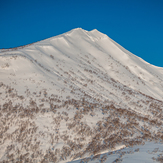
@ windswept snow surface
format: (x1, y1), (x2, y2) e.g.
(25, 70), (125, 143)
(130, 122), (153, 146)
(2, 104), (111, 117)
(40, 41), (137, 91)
(1, 28), (163, 162)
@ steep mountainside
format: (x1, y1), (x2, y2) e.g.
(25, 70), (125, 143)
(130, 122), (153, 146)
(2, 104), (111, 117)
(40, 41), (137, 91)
(0, 28), (163, 162)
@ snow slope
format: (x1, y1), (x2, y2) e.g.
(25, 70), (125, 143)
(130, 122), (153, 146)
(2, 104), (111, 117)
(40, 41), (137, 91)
(0, 28), (163, 162)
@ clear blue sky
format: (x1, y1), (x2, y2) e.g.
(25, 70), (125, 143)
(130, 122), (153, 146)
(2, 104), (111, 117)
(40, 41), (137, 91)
(0, 0), (163, 66)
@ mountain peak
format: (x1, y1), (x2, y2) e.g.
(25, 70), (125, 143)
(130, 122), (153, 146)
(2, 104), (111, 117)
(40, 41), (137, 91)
(66, 27), (87, 34)
(90, 28), (99, 32)
(72, 27), (84, 31)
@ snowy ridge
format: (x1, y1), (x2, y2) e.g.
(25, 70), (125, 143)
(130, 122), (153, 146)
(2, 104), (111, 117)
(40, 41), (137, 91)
(0, 28), (163, 162)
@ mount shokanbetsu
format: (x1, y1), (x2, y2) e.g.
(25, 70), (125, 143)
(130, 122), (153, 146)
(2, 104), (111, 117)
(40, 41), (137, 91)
(1, 28), (163, 162)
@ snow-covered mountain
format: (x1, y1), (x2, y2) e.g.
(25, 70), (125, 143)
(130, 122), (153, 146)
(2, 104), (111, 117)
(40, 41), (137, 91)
(0, 28), (163, 162)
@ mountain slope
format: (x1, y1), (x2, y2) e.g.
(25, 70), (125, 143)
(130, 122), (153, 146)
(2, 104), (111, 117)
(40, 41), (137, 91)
(0, 28), (163, 162)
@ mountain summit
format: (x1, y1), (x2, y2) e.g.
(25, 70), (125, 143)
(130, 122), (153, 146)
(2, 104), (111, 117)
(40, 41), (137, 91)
(0, 28), (163, 162)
